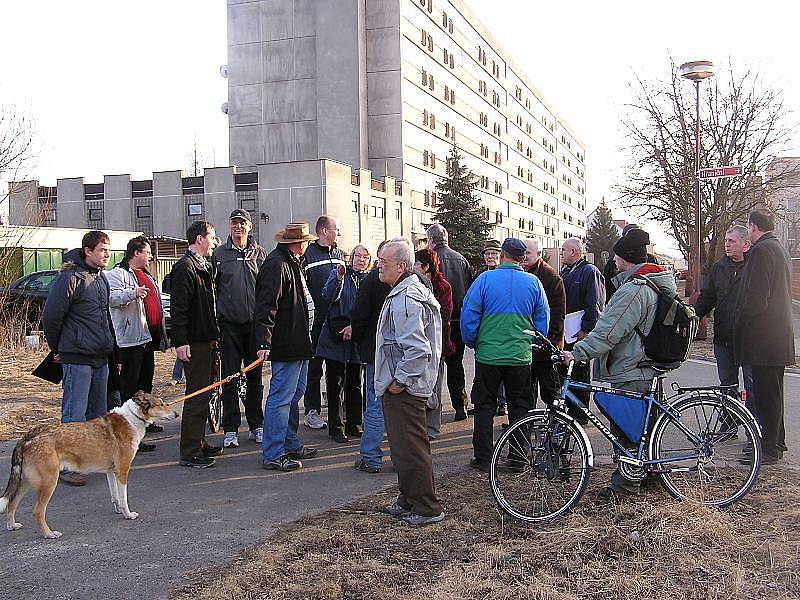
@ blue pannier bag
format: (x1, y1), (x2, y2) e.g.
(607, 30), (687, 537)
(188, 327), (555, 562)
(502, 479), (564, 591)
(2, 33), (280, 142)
(594, 392), (648, 444)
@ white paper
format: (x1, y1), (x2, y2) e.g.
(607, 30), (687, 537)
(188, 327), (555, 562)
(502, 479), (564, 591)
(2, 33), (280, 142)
(564, 310), (585, 344)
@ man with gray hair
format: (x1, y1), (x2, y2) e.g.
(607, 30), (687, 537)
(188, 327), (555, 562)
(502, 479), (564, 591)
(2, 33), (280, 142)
(695, 225), (752, 391)
(375, 241), (444, 525)
(426, 223), (473, 421)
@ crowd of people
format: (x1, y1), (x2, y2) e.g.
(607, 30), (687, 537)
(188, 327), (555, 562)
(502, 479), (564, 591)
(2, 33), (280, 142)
(39, 206), (794, 521)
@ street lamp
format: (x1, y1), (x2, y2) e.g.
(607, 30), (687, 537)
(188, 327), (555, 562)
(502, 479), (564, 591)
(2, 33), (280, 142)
(679, 60), (715, 301)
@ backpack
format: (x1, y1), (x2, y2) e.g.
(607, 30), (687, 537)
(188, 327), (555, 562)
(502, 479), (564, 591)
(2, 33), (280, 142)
(633, 275), (698, 364)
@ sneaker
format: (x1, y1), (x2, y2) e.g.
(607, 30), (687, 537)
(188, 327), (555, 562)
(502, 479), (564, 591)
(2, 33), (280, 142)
(223, 432), (240, 448)
(146, 423), (164, 433)
(286, 446), (318, 460)
(454, 408), (468, 422)
(354, 458), (382, 473)
(180, 456), (216, 468)
(202, 444), (223, 457)
(382, 502), (412, 518)
(304, 410), (327, 429)
(137, 442), (157, 453)
(248, 427), (263, 444)
(469, 458), (490, 473)
(262, 456), (302, 472)
(402, 512), (445, 526)
(59, 470), (87, 486)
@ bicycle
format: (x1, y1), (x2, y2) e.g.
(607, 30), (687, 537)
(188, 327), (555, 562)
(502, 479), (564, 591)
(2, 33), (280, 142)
(490, 330), (762, 522)
(207, 344), (249, 434)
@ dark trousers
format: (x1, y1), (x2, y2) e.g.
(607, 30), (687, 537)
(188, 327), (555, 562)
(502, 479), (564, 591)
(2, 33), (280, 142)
(560, 341), (590, 405)
(220, 321), (264, 433)
(747, 365), (787, 457)
(382, 389), (443, 517)
(325, 360), (363, 436)
(444, 322), (467, 410)
(179, 341), (215, 459)
(531, 360), (560, 406)
(472, 362), (533, 463)
(305, 356), (324, 414)
(118, 343), (155, 402)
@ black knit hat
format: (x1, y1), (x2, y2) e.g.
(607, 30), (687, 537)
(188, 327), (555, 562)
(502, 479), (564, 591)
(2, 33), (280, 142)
(613, 228), (650, 264)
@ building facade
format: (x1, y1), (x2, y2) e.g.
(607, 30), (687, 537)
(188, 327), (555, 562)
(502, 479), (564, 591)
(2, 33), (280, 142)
(765, 157), (800, 258)
(226, 0), (588, 247)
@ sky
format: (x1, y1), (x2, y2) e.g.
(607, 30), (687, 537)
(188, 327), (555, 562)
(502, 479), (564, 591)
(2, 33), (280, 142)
(1, 0), (798, 254)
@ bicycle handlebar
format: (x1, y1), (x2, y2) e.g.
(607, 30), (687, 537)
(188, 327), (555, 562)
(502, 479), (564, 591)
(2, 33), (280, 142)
(522, 329), (566, 364)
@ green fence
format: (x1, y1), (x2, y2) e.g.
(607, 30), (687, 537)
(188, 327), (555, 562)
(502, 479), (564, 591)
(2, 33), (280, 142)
(0, 247), (126, 285)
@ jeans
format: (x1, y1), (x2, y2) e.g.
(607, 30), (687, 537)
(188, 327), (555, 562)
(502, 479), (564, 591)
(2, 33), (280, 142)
(61, 363), (109, 423)
(713, 341), (754, 403)
(359, 363), (384, 468)
(262, 360), (308, 463)
(171, 356), (183, 381)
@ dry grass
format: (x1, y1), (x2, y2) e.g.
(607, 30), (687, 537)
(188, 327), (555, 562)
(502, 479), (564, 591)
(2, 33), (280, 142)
(173, 465), (800, 600)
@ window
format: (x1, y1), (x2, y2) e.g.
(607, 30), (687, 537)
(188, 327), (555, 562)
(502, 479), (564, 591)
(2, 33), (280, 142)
(88, 208), (103, 221)
(421, 29), (427, 45)
(421, 69), (428, 86)
(428, 74), (434, 91)
(443, 48), (448, 63)
(449, 89), (455, 104)
(423, 150), (429, 166)
(136, 205), (152, 219)
(431, 153), (436, 168)
(442, 11), (448, 27)
(423, 108), (429, 126)
(187, 203), (203, 216)
(449, 54), (454, 69)
(428, 33), (433, 51)
(430, 114), (435, 129)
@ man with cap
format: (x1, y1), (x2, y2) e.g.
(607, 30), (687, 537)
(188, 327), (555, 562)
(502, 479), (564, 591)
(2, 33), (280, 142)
(562, 227), (677, 497)
(603, 223), (659, 299)
(253, 222), (320, 472)
(476, 239), (502, 275)
(212, 209), (268, 449)
(461, 238), (550, 472)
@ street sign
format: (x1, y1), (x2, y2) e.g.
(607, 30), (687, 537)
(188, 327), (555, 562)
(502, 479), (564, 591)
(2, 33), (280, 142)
(697, 165), (743, 180)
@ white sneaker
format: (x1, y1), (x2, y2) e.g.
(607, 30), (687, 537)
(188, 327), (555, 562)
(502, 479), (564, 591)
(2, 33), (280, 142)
(304, 410), (327, 430)
(223, 432), (239, 448)
(248, 427), (263, 444)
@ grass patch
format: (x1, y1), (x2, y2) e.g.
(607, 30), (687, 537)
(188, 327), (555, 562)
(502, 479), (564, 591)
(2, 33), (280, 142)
(173, 465), (799, 600)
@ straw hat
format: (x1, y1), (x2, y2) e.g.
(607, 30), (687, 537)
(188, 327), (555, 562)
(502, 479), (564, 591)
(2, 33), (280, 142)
(274, 222), (318, 243)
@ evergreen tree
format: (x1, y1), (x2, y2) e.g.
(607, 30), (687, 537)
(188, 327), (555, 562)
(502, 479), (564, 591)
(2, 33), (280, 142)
(585, 199), (619, 266)
(434, 144), (492, 269)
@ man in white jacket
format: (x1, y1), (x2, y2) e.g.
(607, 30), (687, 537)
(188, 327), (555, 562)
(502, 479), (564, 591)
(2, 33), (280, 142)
(106, 236), (168, 452)
(375, 241), (444, 526)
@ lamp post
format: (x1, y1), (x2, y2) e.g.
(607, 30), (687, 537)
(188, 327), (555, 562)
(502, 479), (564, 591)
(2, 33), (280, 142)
(679, 60), (715, 302)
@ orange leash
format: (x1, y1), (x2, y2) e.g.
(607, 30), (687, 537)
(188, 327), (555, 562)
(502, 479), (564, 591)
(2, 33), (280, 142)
(165, 356), (265, 407)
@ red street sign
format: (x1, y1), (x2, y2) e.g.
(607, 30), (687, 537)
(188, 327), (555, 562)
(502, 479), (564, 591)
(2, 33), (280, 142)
(697, 165), (743, 180)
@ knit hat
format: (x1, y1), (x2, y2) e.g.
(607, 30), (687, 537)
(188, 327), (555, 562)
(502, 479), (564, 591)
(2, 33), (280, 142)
(613, 228), (650, 264)
(501, 238), (527, 260)
(483, 239), (502, 253)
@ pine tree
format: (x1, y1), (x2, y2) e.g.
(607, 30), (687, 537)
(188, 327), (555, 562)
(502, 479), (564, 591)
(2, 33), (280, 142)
(585, 199), (619, 266)
(434, 144), (492, 269)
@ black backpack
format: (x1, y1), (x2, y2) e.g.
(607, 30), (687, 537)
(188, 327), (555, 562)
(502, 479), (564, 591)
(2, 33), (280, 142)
(634, 276), (698, 365)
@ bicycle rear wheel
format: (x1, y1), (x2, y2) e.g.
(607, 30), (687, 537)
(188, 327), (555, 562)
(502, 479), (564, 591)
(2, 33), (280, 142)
(650, 394), (761, 508)
(490, 411), (591, 522)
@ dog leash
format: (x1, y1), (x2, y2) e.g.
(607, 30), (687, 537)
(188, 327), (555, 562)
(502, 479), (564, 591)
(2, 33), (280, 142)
(165, 356), (265, 407)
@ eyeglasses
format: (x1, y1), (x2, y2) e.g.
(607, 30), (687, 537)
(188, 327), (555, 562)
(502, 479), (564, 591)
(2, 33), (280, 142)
(353, 253), (370, 260)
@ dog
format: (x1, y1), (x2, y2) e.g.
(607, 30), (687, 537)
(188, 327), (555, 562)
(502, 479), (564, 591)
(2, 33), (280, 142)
(0, 391), (180, 539)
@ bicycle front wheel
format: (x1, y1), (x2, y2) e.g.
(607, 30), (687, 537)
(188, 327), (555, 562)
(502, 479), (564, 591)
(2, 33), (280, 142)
(490, 411), (591, 522)
(208, 390), (223, 433)
(650, 394), (761, 508)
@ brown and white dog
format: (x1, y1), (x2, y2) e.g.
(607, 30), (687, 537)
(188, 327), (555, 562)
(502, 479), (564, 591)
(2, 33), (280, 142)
(0, 391), (180, 539)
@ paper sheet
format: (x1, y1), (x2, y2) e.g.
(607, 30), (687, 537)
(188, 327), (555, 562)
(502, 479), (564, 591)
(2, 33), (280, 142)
(564, 310), (585, 344)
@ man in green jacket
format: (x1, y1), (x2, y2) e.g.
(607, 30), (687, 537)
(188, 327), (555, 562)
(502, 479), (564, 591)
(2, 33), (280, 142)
(562, 228), (677, 496)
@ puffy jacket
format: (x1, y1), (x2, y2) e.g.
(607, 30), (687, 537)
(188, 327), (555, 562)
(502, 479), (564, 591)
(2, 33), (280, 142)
(349, 267), (390, 363)
(252, 244), (314, 362)
(315, 267), (367, 364)
(571, 265), (676, 385)
(374, 273), (442, 398)
(694, 255), (746, 346)
(106, 264), (167, 350)
(302, 241), (346, 344)
(561, 257), (606, 333)
(461, 263), (550, 366)
(42, 248), (115, 366)
(433, 244), (473, 321)
(527, 259), (566, 351)
(168, 251), (218, 348)
(212, 235), (267, 325)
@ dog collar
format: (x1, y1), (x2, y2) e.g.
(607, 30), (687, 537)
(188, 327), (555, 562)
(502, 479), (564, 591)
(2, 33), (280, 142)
(126, 405), (150, 425)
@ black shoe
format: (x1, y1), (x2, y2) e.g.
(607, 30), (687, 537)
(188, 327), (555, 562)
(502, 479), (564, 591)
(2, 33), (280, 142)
(332, 432), (350, 444)
(146, 423), (164, 433)
(346, 428), (363, 438)
(262, 456), (302, 472)
(179, 456), (216, 468)
(286, 446), (318, 460)
(137, 442), (157, 453)
(454, 408), (468, 422)
(202, 444), (223, 457)
(762, 452), (783, 465)
(466, 407), (476, 416)
(469, 458), (490, 473)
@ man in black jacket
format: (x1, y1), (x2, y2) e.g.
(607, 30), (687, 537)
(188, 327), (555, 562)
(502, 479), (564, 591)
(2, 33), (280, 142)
(43, 230), (116, 486)
(426, 224), (473, 421)
(170, 221), (221, 469)
(734, 209), (795, 464)
(694, 225), (750, 389)
(254, 222), (320, 472)
(301, 215), (346, 429)
(213, 209), (268, 449)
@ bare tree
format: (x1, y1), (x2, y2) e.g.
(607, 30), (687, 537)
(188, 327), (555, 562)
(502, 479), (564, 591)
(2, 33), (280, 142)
(0, 105), (36, 213)
(615, 58), (799, 268)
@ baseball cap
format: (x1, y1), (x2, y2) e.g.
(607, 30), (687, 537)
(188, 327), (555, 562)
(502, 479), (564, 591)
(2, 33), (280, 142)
(229, 208), (252, 222)
(501, 238), (527, 260)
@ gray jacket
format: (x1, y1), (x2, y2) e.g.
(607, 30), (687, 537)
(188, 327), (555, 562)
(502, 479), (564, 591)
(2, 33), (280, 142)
(212, 236), (267, 324)
(106, 265), (167, 349)
(374, 273), (443, 398)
